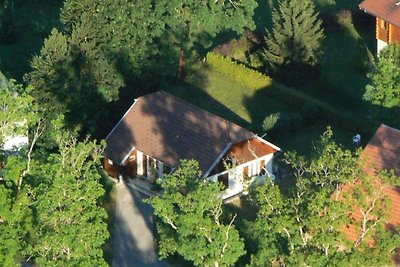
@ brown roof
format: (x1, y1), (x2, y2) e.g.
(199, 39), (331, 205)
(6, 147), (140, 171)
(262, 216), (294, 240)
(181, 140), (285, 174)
(104, 91), (255, 172)
(360, 0), (400, 27)
(362, 124), (400, 176)
(340, 124), (400, 264)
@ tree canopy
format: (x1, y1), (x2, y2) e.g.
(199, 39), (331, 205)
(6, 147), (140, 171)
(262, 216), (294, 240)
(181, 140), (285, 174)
(364, 44), (400, 108)
(0, 79), (109, 266)
(263, 0), (324, 83)
(245, 128), (400, 266)
(26, 0), (258, 137)
(148, 160), (245, 267)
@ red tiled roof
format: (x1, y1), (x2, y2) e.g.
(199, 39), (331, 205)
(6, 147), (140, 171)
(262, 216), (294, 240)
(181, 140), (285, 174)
(360, 0), (400, 27)
(362, 124), (400, 176)
(340, 124), (400, 264)
(104, 91), (257, 172)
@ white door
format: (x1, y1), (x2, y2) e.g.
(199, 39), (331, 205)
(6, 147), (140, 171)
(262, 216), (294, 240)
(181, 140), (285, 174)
(137, 151), (143, 176)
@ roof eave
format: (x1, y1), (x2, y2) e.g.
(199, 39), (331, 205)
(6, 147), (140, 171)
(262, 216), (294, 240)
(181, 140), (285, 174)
(359, 5), (400, 28)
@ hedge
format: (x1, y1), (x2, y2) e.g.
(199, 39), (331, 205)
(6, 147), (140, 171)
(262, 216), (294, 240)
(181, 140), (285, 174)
(206, 52), (371, 134)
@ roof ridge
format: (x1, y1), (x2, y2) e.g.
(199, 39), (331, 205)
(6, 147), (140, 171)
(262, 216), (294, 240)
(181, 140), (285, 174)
(382, 124), (400, 134)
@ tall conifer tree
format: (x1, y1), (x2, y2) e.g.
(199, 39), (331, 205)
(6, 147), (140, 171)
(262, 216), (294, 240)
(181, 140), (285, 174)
(263, 0), (324, 83)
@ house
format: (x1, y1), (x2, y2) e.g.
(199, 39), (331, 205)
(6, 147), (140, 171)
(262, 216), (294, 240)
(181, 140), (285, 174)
(341, 124), (400, 263)
(103, 91), (281, 200)
(360, 0), (400, 53)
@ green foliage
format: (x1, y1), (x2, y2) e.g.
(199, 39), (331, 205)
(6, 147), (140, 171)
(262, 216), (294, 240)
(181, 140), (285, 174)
(0, 80), (109, 266)
(27, 0), (259, 135)
(262, 112), (304, 134)
(25, 28), (115, 136)
(31, 132), (108, 266)
(247, 128), (400, 266)
(206, 52), (369, 132)
(149, 160), (245, 266)
(263, 0), (324, 83)
(262, 112), (280, 132)
(207, 52), (273, 90)
(0, 80), (36, 147)
(59, 0), (258, 80)
(0, 0), (18, 43)
(364, 44), (400, 108)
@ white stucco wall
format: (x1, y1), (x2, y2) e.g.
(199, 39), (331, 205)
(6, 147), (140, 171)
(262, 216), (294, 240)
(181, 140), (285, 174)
(3, 135), (28, 151)
(377, 39), (388, 55)
(207, 153), (275, 200)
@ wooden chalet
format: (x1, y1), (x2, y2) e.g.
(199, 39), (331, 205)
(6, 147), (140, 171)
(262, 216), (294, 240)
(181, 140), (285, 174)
(360, 0), (400, 53)
(103, 91), (281, 200)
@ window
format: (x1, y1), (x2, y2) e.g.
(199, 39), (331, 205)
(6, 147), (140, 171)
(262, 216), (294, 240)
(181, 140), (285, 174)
(108, 159), (113, 165)
(218, 173), (229, 190)
(128, 155), (136, 161)
(379, 19), (387, 30)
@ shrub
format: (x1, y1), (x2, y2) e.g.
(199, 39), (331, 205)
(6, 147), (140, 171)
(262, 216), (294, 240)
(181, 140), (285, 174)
(262, 113), (280, 132)
(336, 10), (352, 26)
(206, 52), (272, 90)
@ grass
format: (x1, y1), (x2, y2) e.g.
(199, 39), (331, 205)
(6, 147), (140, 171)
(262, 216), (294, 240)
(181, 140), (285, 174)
(302, 12), (375, 114)
(166, 62), (359, 157)
(0, 0), (63, 81)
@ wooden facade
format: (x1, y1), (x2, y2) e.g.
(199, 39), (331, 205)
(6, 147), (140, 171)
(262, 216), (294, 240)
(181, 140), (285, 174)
(376, 17), (389, 42)
(103, 137), (279, 200)
(376, 17), (400, 47)
(103, 148), (172, 181)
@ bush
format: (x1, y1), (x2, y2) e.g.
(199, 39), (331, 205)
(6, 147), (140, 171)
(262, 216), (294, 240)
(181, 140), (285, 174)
(263, 112), (303, 134)
(336, 10), (352, 26)
(206, 52), (272, 90)
(262, 113), (280, 132)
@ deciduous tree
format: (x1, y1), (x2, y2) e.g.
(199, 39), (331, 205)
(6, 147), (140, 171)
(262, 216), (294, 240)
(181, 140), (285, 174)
(149, 160), (245, 267)
(364, 44), (400, 108)
(30, 127), (109, 266)
(247, 128), (400, 266)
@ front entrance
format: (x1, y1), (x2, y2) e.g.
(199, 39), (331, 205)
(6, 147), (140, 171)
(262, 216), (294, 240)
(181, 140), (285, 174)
(123, 149), (138, 178)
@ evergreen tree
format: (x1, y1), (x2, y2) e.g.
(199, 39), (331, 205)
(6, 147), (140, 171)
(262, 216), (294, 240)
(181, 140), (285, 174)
(263, 0), (324, 84)
(26, 28), (114, 137)
(364, 44), (400, 108)
(149, 160), (245, 267)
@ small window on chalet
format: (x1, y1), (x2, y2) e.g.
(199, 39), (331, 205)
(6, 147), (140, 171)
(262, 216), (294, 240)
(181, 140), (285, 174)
(218, 173), (229, 190)
(108, 159), (113, 165)
(128, 155), (136, 161)
(379, 19), (388, 30)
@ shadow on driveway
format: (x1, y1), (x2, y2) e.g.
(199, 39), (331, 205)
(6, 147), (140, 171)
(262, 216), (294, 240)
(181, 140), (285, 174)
(112, 183), (169, 267)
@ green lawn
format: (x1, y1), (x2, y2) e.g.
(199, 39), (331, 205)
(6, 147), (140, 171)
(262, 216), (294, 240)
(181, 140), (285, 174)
(166, 63), (358, 156)
(302, 13), (375, 114)
(0, 0), (63, 81)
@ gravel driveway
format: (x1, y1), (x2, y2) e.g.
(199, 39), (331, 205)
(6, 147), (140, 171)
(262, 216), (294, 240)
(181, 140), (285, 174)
(112, 183), (169, 267)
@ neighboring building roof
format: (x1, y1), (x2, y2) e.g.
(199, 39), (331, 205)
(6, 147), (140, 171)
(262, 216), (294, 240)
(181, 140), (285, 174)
(341, 124), (400, 263)
(104, 91), (256, 172)
(362, 124), (400, 176)
(360, 0), (400, 27)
